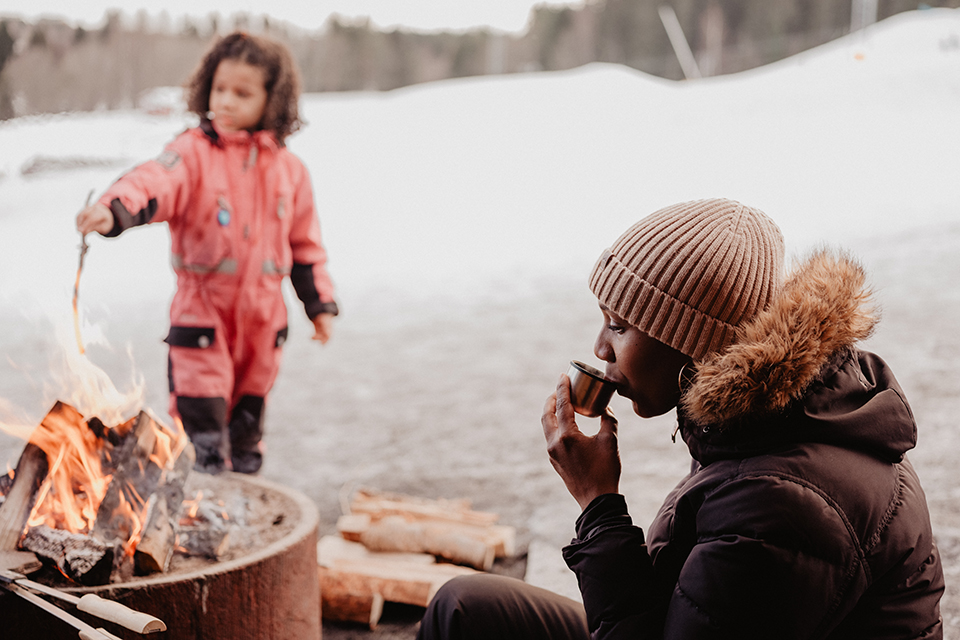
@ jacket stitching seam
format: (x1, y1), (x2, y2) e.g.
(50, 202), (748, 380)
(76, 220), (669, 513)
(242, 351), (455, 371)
(704, 469), (867, 636)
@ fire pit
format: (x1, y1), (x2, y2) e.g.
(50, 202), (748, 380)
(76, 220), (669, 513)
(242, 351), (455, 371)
(0, 400), (321, 639)
(1, 470), (321, 639)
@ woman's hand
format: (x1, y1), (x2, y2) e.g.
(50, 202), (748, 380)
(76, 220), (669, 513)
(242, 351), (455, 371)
(542, 374), (621, 510)
(311, 312), (334, 344)
(76, 203), (114, 235)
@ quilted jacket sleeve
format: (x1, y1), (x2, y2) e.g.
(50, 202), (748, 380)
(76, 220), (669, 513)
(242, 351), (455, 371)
(563, 494), (665, 639)
(287, 157), (338, 318)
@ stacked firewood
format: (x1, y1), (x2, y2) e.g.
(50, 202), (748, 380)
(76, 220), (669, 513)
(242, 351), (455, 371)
(318, 488), (516, 629)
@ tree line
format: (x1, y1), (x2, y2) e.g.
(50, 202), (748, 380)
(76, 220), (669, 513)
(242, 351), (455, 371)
(1, 0), (956, 120)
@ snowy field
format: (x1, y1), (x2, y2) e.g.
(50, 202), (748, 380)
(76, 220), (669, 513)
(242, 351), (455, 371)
(0, 8), (959, 637)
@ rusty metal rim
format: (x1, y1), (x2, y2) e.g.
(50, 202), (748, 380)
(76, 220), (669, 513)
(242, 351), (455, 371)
(61, 472), (319, 595)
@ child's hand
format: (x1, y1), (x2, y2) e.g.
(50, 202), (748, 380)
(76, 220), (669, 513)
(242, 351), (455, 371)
(311, 313), (334, 344)
(76, 203), (113, 235)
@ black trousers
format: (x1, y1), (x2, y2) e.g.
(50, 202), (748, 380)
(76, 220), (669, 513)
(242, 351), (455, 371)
(417, 574), (589, 640)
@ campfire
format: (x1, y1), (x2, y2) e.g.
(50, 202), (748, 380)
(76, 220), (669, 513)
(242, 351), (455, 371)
(0, 401), (195, 585)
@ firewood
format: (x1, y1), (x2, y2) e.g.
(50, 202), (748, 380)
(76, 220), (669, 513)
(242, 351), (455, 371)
(93, 412), (162, 549)
(318, 558), (476, 608)
(336, 513), (371, 543)
(134, 495), (174, 574)
(0, 442), (50, 551)
(320, 587), (384, 629)
(19, 525), (116, 585)
(134, 441), (194, 575)
(351, 489), (499, 527)
(319, 534), (437, 566)
(359, 516), (496, 571)
(486, 524), (517, 558)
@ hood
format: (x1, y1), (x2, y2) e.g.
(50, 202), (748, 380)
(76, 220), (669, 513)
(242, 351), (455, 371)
(681, 249), (878, 426)
(678, 249), (917, 463)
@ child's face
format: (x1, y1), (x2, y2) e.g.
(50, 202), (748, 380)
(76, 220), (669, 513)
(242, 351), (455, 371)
(209, 59), (268, 133)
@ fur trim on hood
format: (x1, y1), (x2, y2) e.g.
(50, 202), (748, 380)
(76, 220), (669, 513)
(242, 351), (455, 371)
(681, 249), (878, 428)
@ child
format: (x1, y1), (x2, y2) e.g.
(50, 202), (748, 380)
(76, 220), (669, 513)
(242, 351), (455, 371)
(76, 32), (338, 475)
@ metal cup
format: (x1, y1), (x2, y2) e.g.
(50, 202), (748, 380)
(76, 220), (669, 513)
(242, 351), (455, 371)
(567, 360), (616, 418)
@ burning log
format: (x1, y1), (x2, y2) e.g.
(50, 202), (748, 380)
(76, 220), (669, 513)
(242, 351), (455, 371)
(93, 412), (163, 549)
(19, 525), (116, 586)
(0, 442), (50, 551)
(133, 496), (175, 574)
(134, 439), (195, 574)
(0, 401), (193, 585)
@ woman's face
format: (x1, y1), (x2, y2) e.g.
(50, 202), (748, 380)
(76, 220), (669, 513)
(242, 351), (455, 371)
(594, 304), (691, 418)
(208, 59), (268, 133)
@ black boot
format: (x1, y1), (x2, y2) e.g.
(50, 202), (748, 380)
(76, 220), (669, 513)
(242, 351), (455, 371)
(229, 395), (265, 474)
(177, 396), (228, 474)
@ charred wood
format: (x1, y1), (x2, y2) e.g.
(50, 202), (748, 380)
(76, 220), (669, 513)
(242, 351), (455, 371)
(20, 524), (116, 585)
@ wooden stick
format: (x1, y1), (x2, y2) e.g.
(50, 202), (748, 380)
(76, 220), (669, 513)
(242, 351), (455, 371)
(77, 594), (167, 633)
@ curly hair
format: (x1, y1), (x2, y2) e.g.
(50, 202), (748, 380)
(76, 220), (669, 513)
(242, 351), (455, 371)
(185, 32), (302, 143)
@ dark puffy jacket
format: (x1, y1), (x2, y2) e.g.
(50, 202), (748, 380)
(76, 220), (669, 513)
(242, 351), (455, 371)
(563, 252), (944, 639)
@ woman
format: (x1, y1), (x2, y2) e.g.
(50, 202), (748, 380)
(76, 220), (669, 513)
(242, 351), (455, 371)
(418, 198), (944, 639)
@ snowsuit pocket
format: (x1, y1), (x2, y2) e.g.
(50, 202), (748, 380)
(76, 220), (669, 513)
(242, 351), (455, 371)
(165, 326), (216, 349)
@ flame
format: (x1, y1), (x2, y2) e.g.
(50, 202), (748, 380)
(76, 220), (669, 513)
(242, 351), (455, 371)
(26, 403), (112, 532)
(21, 403), (187, 559)
(1, 320), (189, 573)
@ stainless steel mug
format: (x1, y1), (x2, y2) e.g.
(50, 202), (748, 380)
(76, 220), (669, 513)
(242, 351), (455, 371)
(567, 360), (616, 417)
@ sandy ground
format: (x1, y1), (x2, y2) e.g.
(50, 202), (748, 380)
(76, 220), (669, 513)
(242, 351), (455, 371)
(0, 222), (957, 639)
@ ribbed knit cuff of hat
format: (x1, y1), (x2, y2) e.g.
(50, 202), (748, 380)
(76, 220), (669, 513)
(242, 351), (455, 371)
(589, 198), (784, 361)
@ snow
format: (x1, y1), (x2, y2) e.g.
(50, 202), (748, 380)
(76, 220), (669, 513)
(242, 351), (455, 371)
(2, 9), (958, 321)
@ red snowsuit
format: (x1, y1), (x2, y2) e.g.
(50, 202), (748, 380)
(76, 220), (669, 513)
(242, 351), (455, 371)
(98, 120), (337, 472)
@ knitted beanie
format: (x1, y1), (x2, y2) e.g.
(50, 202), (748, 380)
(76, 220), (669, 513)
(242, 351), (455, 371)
(589, 198), (785, 360)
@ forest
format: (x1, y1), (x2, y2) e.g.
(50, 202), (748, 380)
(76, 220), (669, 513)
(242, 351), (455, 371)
(1, 0), (958, 119)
